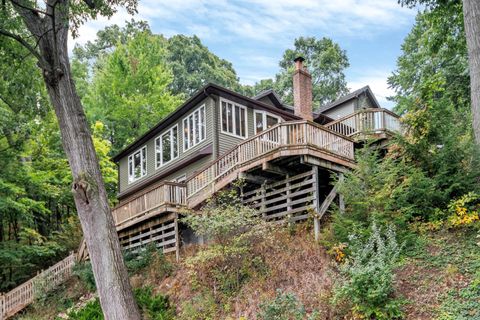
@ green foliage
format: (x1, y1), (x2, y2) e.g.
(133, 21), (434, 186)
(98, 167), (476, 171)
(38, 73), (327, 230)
(257, 290), (319, 320)
(329, 146), (437, 245)
(134, 286), (175, 320)
(438, 281), (480, 320)
(243, 37), (350, 106)
(83, 31), (182, 153)
(177, 291), (219, 320)
(73, 261), (96, 292)
(276, 37), (350, 108)
(182, 182), (262, 245)
(74, 244), (172, 292)
(334, 223), (404, 320)
(388, 2), (480, 206)
(124, 243), (172, 276)
(182, 183), (272, 297)
(66, 299), (103, 320)
(67, 287), (174, 320)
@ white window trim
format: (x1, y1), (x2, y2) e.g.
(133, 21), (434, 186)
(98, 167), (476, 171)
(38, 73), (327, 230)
(155, 124), (179, 169)
(127, 145), (147, 184)
(220, 98), (248, 139)
(253, 110), (282, 134)
(183, 104), (206, 152)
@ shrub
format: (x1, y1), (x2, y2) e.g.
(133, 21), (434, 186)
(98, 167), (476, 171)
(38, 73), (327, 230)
(257, 289), (319, 320)
(182, 183), (273, 297)
(66, 299), (103, 320)
(124, 243), (172, 276)
(447, 192), (480, 228)
(177, 291), (219, 320)
(66, 287), (174, 320)
(72, 261), (96, 292)
(333, 222), (403, 320)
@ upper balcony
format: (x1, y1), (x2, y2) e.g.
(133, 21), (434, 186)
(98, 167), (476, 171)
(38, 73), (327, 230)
(324, 108), (402, 140)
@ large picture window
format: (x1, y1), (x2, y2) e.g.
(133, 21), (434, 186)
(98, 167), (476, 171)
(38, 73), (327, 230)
(221, 99), (247, 138)
(155, 125), (178, 168)
(128, 146), (147, 183)
(183, 105), (206, 151)
(254, 111), (281, 134)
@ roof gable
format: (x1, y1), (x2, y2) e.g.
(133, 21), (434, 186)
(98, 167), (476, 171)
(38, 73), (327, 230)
(318, 86), (381, 114)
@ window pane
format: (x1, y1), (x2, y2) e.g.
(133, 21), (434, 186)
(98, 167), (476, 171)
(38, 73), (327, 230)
(189, 115), (194, 148)
(240, 108), (246, 137)
(141, 148), (146, 176)
(155, 138), (161, 167)
(255, 112), (264, 134)
(134, 151), (141, 178)
(222, 101), (228, 132)
(162, 132), (171, 164)
(128, 156), (133, 180)
(235, 106), (241, 136)
(227, 103), (233, 133)
(200, 107), (205, 140)
(266, 115), (279, 129)
(183, 118), (189, 150)
(194, 111), (200, 144)
(172, 126), (178, 158)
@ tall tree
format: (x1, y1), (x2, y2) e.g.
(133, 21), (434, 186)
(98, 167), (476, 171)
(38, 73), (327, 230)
(275, 37), (350, 109)
(83, 32), (182, 153)
(73, 25), (241, 99)
(0, 1), (141, 319)
(389, 2), (480, 200)
(463, 0), (480, 144)
(398, 0), (480, 144)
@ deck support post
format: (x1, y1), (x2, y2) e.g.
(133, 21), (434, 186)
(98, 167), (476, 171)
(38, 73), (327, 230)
(174, 215), (180, 262)
(312, 166), (321, 241)
(338, 173), (345, 214)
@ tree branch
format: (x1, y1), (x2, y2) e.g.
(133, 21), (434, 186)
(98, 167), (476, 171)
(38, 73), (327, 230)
(0, 28), (48, 69)
(10, 0), (51, 16)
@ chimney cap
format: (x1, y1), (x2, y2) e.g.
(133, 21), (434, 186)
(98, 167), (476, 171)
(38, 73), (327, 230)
(294, 56), (305, 63)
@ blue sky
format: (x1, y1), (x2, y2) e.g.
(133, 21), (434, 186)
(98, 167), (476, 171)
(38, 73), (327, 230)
(71, 0), (418, 108)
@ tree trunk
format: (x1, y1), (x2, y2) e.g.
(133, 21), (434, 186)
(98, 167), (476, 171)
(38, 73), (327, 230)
(463, 0), (480, 145)
(12, 0), (141, 319)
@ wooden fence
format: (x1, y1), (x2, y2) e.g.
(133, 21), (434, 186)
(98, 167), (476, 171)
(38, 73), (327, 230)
(186, 120), (354, 200)
(0, 252), (76, 320)
(325, 108), (401, 137)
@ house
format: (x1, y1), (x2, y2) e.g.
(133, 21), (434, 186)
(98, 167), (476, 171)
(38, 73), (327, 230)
(104, 57), (401, 259)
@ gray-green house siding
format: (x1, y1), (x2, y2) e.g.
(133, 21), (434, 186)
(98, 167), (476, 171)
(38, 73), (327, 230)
(118, 96), (215, 194)
(116, 92), (294, 198)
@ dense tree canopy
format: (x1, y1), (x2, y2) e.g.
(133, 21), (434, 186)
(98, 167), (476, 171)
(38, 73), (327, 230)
(83, 32), (182, 153)
(243, 37), (350, 109)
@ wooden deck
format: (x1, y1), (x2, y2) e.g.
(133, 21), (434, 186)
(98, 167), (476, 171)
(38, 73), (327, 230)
(324, 108), (401, 140)
(112, 120), (355, 224)
(186, 120), (355, 207)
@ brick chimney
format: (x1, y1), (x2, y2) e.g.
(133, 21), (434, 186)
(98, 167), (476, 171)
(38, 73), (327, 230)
(292, 56), (313, 121)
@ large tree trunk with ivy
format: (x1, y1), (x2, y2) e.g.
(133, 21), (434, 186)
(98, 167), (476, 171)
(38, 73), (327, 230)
(9, 0), (141, 319)
(463, 0), (480, 145)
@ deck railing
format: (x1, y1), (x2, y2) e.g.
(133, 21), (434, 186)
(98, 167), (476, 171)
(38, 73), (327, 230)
(325, 108), (401, 137)
(112, 182), (186, 226)
(186, 120), (354, 199)
(0, 252), (76, 320)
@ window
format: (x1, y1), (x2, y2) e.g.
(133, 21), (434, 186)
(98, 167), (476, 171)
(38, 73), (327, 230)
(254, 111), (281, 134)
(221, 99), (247, 138)
(128, 146), (147, 183)
(155, 125), (178, 168)
(183, 105), (206, 151)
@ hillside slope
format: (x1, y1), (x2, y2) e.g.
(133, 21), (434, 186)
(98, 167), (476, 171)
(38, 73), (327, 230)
(15, 223), (480, 320)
